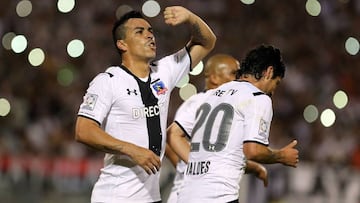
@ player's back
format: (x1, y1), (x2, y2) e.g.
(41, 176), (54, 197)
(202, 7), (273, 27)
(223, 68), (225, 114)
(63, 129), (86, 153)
(178, 80), (268, 202)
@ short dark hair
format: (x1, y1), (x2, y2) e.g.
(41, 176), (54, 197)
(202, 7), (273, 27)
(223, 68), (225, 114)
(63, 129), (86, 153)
(112, 10), (145, 55)
(237, 45), (285, 80)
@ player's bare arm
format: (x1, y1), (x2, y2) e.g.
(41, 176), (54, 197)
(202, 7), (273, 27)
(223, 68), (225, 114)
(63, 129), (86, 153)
(245, 160), (268, 187)
(243, 140), (299, 168)
(166, 122), (190, 163)
(163, 6), (216, 69)
(75, 116), (161, 174)
(165, 143), (180, 168)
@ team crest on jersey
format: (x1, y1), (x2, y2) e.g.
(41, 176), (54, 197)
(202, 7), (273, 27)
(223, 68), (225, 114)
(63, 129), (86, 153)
(259, 118), (268, 136)
(82, 93), (98, 111)
(152, 80), (168, 95)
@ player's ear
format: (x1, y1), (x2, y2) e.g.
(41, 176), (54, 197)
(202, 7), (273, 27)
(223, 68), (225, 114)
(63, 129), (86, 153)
(116, 40), (127, 52)
(209, 74), (219, 86)
(264, 66), (274, 80)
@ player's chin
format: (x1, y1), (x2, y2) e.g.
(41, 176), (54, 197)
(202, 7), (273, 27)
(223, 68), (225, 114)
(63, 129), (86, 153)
(144, 49), (156, 58)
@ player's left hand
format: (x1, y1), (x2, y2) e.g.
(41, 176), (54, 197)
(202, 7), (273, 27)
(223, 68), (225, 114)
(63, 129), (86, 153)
(255, 164), (268, 187)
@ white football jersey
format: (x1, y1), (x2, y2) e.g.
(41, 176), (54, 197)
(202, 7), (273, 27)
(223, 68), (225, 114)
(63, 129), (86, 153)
(77, 47), (190, 203)
(178, 80), (272, 203)
(167, 92), (207, 203)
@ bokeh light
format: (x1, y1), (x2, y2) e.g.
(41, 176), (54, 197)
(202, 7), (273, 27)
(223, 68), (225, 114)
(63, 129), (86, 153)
(303, 104), (319, 123)
(320, 108), (336, 127)
(0, 98), (11, 117)
(2, 32), (16, 50)
(190, 61), (204, 76)
(333, 90), (348, 109)
(240, 0), (255, 5)
(179, 83), (197, 101)
(16, 0), (32, 17)
(28, 48), (45, 67)
(11, 35), (27, 53)
(345, 37), (359, 55)
(176, 74), (190, 88)
(57, 0), (75, 13)
(305, 0), (321, 17)
(67, 39), (85, 58)
(142, 0), (161, 17)
(57, 68), (74, 86)
(116, 5), (133, 20)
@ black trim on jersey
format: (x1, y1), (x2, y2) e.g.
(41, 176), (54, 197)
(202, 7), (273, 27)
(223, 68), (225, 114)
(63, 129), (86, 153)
(119, 65), (136, 76)
(253, 92), (264, 96)
(105, 72), (114, 77)
(236, 79), (250, 83)
(151, 78), (160, 84)
(185, 46), (192, 72)
(77, 114), (101, 126)
(243, 140), (269, 147)
(174, 120), (191, 140)
(227, 199), (239, 203)
(150, 61), (157, 67)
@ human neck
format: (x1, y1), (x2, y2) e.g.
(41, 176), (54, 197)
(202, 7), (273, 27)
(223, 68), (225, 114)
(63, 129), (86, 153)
(122, 60), (150, 78)
(239, 75), (266, 92)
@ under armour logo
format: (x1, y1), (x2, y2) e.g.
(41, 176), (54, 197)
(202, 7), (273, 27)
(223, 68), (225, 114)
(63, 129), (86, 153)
(208, 145), (215, 151)
(127, 89), (137, 95)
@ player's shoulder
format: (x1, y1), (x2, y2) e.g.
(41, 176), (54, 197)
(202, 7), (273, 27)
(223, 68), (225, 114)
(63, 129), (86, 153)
(90, 66), (126, 85)
(187, 91), (207, 102)
(236, 81), (268, 97)
(151, 47), (189, 66)
(178, 92), (206, 111)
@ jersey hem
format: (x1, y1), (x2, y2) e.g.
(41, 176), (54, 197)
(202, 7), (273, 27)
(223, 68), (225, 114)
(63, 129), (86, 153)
(243, 140), (269, 146)
(77, 114), (101, 126)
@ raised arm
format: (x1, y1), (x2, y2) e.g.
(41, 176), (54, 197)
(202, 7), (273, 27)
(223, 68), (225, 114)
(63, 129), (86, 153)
(163, 6), (216, 69)
(75, 116), (161, 174)
(243, 140), (299, 168)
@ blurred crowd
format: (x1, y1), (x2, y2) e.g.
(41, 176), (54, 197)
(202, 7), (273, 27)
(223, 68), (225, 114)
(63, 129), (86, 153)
(1, 0), (360, 202)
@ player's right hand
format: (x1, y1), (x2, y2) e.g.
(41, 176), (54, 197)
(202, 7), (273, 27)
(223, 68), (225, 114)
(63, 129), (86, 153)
(129, 145), (161, 175)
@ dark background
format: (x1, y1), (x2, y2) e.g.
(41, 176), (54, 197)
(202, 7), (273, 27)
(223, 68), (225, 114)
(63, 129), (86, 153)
(0, 1), (359, 202)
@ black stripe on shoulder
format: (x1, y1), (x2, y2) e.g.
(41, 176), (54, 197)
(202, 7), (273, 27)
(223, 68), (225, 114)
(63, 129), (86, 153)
(105, 72), (114, 77)
(185, 46), (192, 72)
(253, 92), (264, 96)
(77, 114), (101, 126)
(174, 120), (191, 140)
(243, 140), (269, 147)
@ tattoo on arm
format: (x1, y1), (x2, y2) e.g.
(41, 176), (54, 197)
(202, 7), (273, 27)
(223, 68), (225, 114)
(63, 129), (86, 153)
(189, 22), (206, 46)
(251, 148), (282, 164)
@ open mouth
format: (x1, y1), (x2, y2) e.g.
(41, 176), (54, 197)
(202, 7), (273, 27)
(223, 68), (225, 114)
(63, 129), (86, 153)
(149, 41), (156, 49)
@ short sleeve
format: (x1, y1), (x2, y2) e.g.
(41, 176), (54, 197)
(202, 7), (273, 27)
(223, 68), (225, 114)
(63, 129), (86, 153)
(77, 73), (113, 125)
(243, 95), (273, 146)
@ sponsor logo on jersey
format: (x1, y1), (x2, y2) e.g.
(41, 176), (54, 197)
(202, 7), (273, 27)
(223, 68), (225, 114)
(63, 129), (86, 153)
(152, 81), (168, 95)
(185, 160), (211, 175)
(132, 104), (160, 119)
(82, 93), (98, 111)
